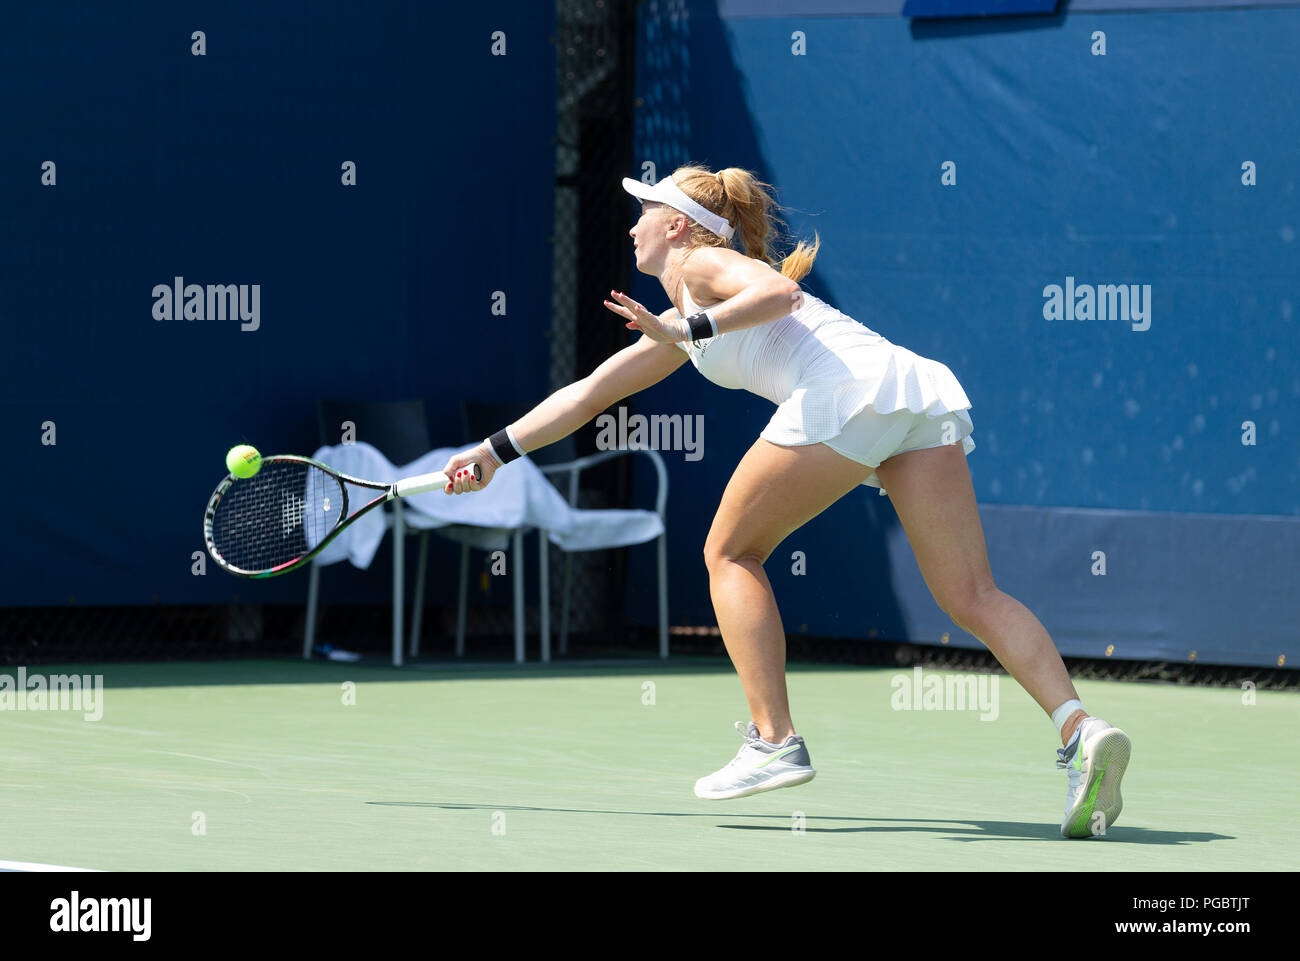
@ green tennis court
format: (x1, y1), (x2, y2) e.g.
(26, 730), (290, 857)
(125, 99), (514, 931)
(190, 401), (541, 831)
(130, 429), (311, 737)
(3, 658), (1294, 871)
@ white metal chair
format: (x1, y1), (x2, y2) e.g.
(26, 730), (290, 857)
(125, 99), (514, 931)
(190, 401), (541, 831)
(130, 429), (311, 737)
(407, 446), (670, 663)
(537, 448), (669, 661)
(304, 402), (672, 665)
(303, 399), (445, 667)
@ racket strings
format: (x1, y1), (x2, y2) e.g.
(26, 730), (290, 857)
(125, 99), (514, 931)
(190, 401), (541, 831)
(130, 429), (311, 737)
(210, 461), (345, 573)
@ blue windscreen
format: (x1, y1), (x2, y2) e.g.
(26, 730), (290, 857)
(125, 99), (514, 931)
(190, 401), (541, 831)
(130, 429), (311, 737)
(624, 0), (1300, 667)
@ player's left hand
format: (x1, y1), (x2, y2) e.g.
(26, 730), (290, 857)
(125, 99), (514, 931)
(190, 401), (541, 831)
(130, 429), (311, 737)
(604, 290), (688, 343)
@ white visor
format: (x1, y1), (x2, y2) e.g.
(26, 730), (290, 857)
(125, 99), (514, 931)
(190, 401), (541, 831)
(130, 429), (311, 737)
(622, 174), (735, 241)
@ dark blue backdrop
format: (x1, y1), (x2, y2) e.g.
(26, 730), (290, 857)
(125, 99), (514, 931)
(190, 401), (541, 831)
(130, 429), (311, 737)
(1, 2), (555, 607)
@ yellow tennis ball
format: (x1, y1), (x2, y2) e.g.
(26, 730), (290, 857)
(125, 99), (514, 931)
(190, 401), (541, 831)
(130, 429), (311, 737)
(226, 444), (262, 479)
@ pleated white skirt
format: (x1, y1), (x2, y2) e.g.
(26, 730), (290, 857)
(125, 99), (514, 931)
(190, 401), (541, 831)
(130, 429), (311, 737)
(759, 343), (976, 492)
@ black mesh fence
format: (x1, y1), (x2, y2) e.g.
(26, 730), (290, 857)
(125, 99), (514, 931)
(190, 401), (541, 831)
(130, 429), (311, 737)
(542, 0), (642, 642)
(0, 600), (616, 666)
(662, 628), (1300, 691)
(3, 603), (1295, 694)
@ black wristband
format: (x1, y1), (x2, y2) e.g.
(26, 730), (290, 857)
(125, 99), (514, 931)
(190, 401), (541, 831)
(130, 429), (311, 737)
(488, 429), (521, 465)
(686, 311), (716, 342)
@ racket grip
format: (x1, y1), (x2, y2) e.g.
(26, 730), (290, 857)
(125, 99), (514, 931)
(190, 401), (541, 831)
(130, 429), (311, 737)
(394, 463), (481, 498)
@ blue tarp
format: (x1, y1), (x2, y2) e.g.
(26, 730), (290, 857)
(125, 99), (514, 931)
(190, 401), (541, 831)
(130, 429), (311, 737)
(625, 1), (1299, 666)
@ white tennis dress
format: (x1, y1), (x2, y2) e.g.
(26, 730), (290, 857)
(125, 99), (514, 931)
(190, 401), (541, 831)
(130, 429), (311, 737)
(674, 282), (975, 490)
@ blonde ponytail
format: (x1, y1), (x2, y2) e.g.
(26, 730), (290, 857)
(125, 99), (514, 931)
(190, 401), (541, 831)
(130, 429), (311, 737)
(672, 165), (819, 282)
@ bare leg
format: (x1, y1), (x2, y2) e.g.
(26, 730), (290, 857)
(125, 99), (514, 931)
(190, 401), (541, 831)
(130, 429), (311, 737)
(874, 443), (1085, 745)
(703, 440), (875, 743)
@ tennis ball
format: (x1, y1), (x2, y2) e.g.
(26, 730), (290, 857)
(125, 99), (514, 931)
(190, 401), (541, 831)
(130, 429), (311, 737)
(226, 444), (262, 479)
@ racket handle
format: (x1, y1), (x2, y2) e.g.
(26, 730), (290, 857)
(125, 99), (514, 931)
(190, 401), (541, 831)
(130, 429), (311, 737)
(394, 462), (482, 498)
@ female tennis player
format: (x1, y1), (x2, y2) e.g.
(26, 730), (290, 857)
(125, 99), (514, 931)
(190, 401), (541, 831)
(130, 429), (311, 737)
(441, 165), (1132, 838)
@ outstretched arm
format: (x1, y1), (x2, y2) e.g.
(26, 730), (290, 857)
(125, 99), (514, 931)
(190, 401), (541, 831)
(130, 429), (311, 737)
(442, 333), (688, 493)
(513, 330), (688, 450)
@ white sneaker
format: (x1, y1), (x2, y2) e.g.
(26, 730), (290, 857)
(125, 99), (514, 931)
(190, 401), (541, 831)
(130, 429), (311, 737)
(1057, 716), (1132, 838)
(693, 721), (817, 800)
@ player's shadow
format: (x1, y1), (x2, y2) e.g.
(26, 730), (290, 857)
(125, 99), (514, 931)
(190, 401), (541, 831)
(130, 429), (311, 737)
(366, 802), (1228, 846)
(715, 819), (1225, 845)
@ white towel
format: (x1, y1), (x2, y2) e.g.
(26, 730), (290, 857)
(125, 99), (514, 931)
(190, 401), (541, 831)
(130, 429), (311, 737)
(307, 442), (659, 568)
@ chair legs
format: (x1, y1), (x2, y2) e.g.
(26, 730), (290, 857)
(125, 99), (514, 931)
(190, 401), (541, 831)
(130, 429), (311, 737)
(304, 560), (321, 659)
(657, 532), (669, 659)
(512, 529), (525, 664)
(559, 552), (574, 656)
(452, 536), (527, 662)
(539, 530), (550, 663)
(391, 501), (405, 667)
(309, 524), (664, 668)
(455, 541), (469, 657)
(409, 530), (429, 657)
(551, 537), (670, 660)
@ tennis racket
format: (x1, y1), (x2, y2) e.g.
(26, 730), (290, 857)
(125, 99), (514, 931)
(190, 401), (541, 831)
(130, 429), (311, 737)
(203, 455), (481, 578)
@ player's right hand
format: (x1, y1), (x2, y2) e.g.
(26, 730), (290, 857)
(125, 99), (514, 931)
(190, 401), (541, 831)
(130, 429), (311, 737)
(442, 443), (498, 495)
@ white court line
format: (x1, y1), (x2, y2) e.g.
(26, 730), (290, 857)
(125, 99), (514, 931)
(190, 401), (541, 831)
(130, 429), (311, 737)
(148, 750), (268, 773)
(0, 859), (99, 872)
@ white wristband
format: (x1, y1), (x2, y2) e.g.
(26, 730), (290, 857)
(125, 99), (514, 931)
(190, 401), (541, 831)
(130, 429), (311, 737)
(504, 425), (525, 456)
(670, 311), (691, 342)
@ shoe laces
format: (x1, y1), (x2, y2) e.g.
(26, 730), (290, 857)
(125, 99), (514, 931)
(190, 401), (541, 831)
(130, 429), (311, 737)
(1056, 731), (1086, 798)
(724, 720), (759, 768)
(1055, 717), (1097, 770)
